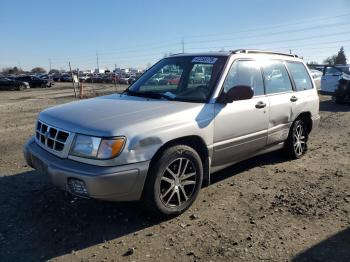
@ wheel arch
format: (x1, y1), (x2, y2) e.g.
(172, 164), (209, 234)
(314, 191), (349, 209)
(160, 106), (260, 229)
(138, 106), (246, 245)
(146, 135), (210, 189)
(295, 111), (312, 134)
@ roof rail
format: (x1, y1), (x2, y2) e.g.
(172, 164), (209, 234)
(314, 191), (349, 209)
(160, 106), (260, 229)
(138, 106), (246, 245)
(230, 49), (298, 58)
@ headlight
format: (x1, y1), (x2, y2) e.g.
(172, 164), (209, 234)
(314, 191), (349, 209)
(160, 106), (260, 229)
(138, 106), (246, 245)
(70, 134), (125, 159)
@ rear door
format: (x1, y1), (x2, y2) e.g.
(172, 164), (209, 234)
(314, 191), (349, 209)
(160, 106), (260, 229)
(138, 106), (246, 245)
(212, 59), (269, 167)
(261, 60), (294, 145)
(285, 61), (317, 119)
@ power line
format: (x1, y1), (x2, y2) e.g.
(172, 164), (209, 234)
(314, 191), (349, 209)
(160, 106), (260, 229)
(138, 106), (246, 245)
(186, 30), (350, 51)
(47, 14), (350, 62)
(50, 38), (350, 69)
(96, 51), (99, 70)
(183, 12), (350, 40)
(182, 38), (185, 53)
(185, 23), (350, 46)
(17, 13), (350, 69)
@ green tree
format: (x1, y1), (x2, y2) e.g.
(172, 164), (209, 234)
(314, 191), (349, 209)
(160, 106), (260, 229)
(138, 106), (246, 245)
(334, 46), (347, 65)
(2, 66), (23, 74)
(49, 69), (60, 74)
(307, 61), (319, 66)
(31, 67), (47, 74)
(323, 47), (347, 65)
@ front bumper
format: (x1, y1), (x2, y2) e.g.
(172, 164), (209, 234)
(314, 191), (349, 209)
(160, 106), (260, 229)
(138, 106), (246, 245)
(24, 137), (150, 201)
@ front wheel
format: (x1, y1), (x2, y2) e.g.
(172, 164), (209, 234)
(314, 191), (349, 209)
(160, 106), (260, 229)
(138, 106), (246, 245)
(335, 94), (345, 104)
(17, 84), (26, 91)
(144, 145), (203, 217)
(284, 119), (308, 159)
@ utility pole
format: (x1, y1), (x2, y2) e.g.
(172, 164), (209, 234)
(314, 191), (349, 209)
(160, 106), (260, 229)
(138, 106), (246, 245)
(69, 61), (77, 98)
(96, 51), (99, 72)
(49, 58), (52, 72)
(114, 64), (117, 89)
(181, 38), (185, 53)
(289, 49), (292, 55)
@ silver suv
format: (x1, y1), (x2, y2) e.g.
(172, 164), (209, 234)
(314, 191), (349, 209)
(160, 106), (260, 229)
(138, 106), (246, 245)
(24, 50), (320, 216)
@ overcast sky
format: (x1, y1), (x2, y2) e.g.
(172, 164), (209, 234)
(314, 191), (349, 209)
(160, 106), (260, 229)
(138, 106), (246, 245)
(0, 0), (349, 70)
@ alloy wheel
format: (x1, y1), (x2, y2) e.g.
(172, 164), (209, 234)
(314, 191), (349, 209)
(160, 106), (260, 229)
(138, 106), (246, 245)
(159, 157), (197, 208)
(293, 124), (306, 156)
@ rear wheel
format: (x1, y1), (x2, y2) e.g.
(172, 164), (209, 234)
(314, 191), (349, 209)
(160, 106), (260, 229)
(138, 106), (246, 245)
(144, 145), (203, 216)
(284, 119), (308, 159)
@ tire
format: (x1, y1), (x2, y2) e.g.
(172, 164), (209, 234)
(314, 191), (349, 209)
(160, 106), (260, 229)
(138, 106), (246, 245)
(284, 119), (308, 159)
(144, 145), (203, 217)
(335, 94), (345, 104)
(17, 84), (26, 91)
(41, 83), (47, 88)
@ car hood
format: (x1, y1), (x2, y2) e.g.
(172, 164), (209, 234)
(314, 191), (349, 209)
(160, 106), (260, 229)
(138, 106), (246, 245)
(39, 94), (212, 137)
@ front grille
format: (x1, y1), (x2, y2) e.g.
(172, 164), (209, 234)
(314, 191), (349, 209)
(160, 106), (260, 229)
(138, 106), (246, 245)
(35, 120), (70, 152)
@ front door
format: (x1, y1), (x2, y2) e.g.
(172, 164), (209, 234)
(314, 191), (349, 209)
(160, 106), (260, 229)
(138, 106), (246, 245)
(212, 59), (269, 167)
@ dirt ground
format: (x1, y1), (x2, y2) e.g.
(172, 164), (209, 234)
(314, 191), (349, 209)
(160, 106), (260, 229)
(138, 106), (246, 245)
(0, 83), (349, 262)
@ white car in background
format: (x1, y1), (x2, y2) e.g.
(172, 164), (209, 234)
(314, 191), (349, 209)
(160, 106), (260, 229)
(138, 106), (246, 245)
(320, 65), (349, 93)
(310, 69), (322, 90)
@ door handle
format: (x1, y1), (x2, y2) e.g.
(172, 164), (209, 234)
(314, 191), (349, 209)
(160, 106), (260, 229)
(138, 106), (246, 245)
(290, 96), (298, 102)
(255, 101), (266, 109)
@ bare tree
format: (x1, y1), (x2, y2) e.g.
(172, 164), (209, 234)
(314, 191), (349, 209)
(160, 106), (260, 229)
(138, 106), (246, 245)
(31, 67), (47, 74)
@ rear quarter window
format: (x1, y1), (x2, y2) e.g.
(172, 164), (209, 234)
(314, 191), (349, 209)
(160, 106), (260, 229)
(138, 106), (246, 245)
(286, 62), (313, 91)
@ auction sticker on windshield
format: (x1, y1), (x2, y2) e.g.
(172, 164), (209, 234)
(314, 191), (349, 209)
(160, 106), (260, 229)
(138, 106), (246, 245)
(192, 57), (218, 64)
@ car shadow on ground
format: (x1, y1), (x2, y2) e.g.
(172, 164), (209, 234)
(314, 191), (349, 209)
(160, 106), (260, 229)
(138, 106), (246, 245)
(319, 97), (350, 113)
(0, 151), (287, 261)
(208, 151), (287, 186)
(0, 171), (164, 261)
(293, 227), (350, 262)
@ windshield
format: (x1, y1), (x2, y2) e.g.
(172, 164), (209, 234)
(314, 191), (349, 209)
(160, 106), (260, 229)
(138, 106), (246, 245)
(325, 66), (349, 75)
(126, 55), (228, 102)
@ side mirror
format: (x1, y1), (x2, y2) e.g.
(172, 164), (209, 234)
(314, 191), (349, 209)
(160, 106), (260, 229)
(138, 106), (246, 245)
(218, 85), (254, 103)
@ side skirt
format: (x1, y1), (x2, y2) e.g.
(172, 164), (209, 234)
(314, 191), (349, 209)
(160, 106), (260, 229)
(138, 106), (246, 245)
(209, 142), (285, 176)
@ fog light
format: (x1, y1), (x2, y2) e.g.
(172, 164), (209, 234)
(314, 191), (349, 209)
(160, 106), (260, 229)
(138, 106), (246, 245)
(67, 178), (88, 196)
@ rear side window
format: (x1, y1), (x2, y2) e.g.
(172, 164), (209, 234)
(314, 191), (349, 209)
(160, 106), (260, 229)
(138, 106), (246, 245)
(262, 61), (293, 94)
(286, 62), (313, 91)
(223, 60), (264, 96)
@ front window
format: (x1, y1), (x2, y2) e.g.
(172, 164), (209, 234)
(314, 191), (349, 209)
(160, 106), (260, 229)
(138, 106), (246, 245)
(223, 60), (264, 96)
(127, 56), (228, 102)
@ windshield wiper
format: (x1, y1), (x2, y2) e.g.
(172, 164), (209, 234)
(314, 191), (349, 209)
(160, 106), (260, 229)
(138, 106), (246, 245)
(123, 90), (174, 100)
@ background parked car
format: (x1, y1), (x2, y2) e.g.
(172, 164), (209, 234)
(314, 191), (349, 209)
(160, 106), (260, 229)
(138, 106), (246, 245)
(334, 68), (350, 104)
(79, 74), (91, 82)
(59, 74), (73, 82)
(119, 74), (133, 84)
(0, 77), (30, 91)
(15, 75), (53, 88)
(39, 75), (55, 87)
(320, 65), (350, 93)
(310, 69), (322, 90)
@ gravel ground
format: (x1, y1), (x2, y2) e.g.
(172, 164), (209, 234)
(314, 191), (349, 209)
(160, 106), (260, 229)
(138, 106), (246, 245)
(0, 83), (349, 262)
